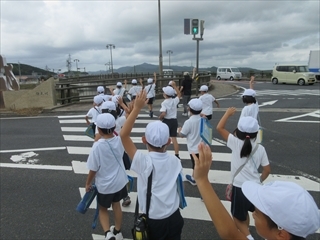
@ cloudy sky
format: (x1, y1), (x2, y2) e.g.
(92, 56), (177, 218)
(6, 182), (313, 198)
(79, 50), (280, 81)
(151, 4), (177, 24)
(1, 0), (319, 73)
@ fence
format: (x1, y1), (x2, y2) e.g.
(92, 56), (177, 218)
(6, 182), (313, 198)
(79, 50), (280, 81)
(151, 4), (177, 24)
(55, 73), (210, 105)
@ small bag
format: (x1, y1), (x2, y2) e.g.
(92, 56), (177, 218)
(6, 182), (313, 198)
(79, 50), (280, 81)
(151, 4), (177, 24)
(225, 184), (233, 201)
(132, 214), (149, 240)
(76, 184), (97, 214)
(132, 172), (152, 240)
(84, 123), (95, 139)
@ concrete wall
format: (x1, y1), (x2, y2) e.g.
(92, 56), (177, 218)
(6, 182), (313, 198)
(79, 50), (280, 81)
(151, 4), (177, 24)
(3, 78), (57, 110)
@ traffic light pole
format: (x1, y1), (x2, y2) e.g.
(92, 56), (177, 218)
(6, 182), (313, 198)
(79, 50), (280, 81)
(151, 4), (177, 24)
(193, 37), (203, 96)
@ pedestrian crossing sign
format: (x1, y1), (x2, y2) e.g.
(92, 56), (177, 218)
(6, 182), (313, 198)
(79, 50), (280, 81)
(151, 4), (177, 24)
(200, 117), (212, 145)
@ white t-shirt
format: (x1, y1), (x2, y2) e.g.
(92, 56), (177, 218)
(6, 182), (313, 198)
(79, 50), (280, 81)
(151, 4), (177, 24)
(227, 134), (269, 188)
(113, 87), (126, 97)
(199, 93), (215, 115)
(114, 116), (126, 135)
(144, 84), (156, 98)
(180, 115), (202, 154)
(128, 86), (142, 97)
(86, 107), (101, 123)
(131, 151), (182, 219)
(160, 97), (180, 119)
(86, 137), (128, 194)
(239, 102), (259, 120)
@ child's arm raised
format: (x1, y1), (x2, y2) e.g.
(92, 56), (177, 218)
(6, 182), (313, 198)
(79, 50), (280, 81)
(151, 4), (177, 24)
(193, 143), (246, 240)
(120, 90), (148, 160)
(249, 76), (255, 90)
(216, 107), (236, 141)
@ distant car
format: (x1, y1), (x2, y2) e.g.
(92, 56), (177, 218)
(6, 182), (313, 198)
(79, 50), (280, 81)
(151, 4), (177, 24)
(216, 67), (242, 81)
(271, 64), (316, 85)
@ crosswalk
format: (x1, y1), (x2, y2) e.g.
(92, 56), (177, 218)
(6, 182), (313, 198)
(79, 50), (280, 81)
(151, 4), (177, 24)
(251, 89), (320, 96)
(58, 113), (320, 239)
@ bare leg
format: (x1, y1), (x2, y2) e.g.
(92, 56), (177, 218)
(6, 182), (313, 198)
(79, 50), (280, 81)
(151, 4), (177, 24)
(112, 202), (122, 231)
(171, 137), (179, 155)
(233, 215), (250, 237)
(98, 205), (110, 232)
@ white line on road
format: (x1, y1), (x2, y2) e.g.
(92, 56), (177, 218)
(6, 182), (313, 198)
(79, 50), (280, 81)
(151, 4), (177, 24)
(0, 163), (72, 171)
(0, 146), (66, 153)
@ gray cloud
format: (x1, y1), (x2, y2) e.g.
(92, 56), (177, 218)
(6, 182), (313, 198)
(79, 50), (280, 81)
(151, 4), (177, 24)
(1, 0), (319, 72)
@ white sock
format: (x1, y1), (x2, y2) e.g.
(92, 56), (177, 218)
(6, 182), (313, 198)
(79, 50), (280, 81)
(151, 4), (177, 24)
(247, 234), (254, 240)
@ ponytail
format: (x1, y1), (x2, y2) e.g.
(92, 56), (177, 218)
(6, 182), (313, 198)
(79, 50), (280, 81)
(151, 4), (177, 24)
(235, 129), (258, 158)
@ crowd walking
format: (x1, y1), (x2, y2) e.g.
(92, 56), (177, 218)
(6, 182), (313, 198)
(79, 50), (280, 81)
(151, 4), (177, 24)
(82, 75), (319, 240)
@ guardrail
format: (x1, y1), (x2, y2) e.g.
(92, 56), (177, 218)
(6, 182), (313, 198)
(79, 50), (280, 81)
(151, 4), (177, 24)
(55, 74), (210, 105)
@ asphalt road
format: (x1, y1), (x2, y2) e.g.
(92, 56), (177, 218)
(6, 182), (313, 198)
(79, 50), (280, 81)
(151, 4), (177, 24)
(0, 81), (319, 240)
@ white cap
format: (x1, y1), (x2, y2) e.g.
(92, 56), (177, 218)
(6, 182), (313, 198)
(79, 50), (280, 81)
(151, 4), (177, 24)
(97, 86), (105, 93)
(162, 86), (175, 96)
(188, 98), (202, 111)
(242, 181), (320, 238)
(168, 81), (173, 86)
(96, 113), (116, 129)
(112, 95), (120, 105)
(132, 79), (137, 84)
(237, 116), (259, 133)
(242, 89), (256, 97)
(93, 95), (104, 105)
(145, 121), (169, 148)
(199, 85), (208, 92)
(116, 82), (122, 87)
(147, 78), (153, 84)
(101, 101), (116, 111)
(183, 72), (189, 76)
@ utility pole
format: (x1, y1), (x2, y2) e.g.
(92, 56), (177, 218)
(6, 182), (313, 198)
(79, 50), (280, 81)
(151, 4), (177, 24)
(106, 44), (115, 77)
(166, 50), (173, 67)
(158, 0), (163, 77)
(74, 59), (80, 72)
(18, 61), (21, 82)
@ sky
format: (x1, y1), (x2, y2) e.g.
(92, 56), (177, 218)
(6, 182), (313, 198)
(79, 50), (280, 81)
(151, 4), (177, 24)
(1, 0), (319, 73)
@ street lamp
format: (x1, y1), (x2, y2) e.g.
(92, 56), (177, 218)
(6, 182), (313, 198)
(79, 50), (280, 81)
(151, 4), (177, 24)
(166, 50), (173, 67)
(74, 59), (79, 72)
(106, 44), (115, 76)
(158, 0), (163, 76)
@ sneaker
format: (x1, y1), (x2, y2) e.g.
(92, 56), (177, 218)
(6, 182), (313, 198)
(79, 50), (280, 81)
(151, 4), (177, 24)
(122, 196), (131, 207)
(186, 174), (197, 186)
(110, 226), (124, 240)
(105, 231), (116, 240)
(182, 113), (187, 116)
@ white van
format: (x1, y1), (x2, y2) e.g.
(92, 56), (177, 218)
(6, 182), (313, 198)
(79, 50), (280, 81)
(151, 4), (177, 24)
(216, 67), (242, 81)
(271, 64), (316, 85)
(163, 69), (174, 78)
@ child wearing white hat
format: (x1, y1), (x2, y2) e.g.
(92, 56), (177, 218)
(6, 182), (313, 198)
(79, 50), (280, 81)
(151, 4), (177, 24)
(85, 95), (103, 136)
(128, 79), (142, 101)
(143, 72), (157, 118)
(216, 108), (271, 239)
(178, 98), (203, 187)
(111, 80), (127, 98)
(120, 91), (184, 239)
(97, 85), (112, 101)
(199, 85), (220, 120)
(85, 113), (128, 240)
(159, 81), (181, 159)
(192, 143), (320, 240)
(240, 76), (258, 119)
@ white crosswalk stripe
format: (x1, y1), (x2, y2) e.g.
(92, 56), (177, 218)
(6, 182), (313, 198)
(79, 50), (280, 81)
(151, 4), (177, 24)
(246, 89), (320, 96)
(58, 113), (320, 239)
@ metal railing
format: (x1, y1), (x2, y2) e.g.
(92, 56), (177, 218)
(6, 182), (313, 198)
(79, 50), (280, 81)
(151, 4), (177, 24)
(55, 73), (210, 105)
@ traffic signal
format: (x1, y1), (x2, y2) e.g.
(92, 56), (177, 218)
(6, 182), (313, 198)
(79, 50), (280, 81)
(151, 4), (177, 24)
(192, 19), (199, 35)
(200, 20), (205, 37)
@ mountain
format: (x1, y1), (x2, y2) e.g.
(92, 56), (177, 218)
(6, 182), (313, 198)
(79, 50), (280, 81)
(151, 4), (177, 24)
(9, 63), (54, 76)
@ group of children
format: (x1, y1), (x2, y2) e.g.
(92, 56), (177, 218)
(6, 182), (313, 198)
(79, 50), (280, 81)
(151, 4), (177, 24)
(84, 75), (319, 240)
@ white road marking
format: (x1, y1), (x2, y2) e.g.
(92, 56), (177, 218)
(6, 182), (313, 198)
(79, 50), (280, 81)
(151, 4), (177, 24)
(275, 110), (320, 123)
(0, 147), (66, 153)
(0, 163), (72, 171)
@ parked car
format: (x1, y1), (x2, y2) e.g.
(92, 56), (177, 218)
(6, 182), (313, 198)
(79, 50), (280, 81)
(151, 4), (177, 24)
(271, 64), (316, 85)
(216, 67), (242, 81)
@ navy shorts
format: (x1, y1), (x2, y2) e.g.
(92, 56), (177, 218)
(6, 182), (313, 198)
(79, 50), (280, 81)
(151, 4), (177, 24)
(162, 118), (178, 137)
(147, 209), (184, 240)
(97, 185), (127, 209)
(231, 186), (255, 221)
(206, 114), (212, 120)
(147, 97), (154, 105)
